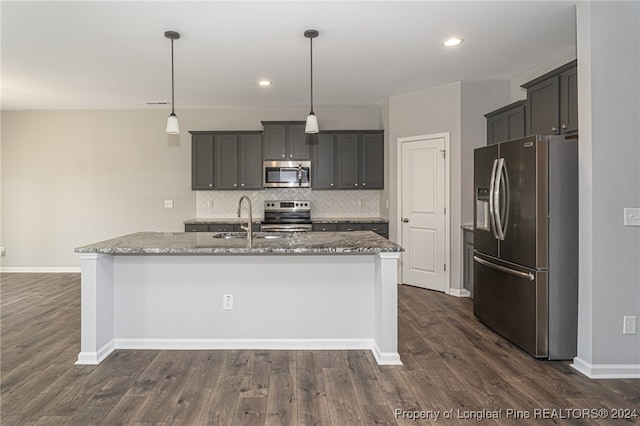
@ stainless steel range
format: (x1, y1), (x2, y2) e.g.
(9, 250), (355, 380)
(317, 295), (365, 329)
(261, 200), (312, 232)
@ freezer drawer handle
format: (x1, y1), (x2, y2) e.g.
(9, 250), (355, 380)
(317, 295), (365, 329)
(474, 256), (535, 281)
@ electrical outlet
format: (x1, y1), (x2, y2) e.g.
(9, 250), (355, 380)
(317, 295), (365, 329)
(624, 208), (640, 226)
(623, 316), (636, 335)
(208, 200), (214, 208)
(223, 294), (234, 310)
(164, 199), (174, 208)
(359, 199), (364, 208)
(0, 247), (5, 256)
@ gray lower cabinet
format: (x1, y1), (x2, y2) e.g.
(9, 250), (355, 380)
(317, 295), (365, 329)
(214, 133), (262, 190)
(185, 223), (259, 232)
(485, 101), (525, 145)
(313, 130), (383, 190)
(262, 121), (310, 160)
(314, 222), (389, 238)
(312, 223), (337, 232)
(463, 227), (474, 297)
(522, 60), (577, 136)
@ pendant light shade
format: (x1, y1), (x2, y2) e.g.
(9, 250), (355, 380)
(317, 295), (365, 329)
(305, 112), (319, 134)
(165, 30), (181, 135)
(166, 113), (180, 134)
(304, 29), (319, 134)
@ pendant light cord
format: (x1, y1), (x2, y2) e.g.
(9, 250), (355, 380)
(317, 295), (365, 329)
(170, 38), (175, 115)
(309, 36), (314, 114)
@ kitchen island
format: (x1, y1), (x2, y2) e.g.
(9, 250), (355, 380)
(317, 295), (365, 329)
(75, 231), (403, 366)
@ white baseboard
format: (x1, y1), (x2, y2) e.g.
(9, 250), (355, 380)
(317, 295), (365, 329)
(114, 338), (374, 351)
(372, 341), (403, 365)
(571, 357), (640, 379)
(1, 267), (81, 273)
(449, 287), (471, 298)
(75, 340), (116, 365)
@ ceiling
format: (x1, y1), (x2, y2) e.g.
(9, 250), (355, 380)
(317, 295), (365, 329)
(1, 1), (577, 111)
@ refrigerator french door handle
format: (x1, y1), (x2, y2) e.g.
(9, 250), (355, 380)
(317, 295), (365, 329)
(488, 159), (499, 239)
(493, 158), (506, 240)
(474, 256), (535, 281)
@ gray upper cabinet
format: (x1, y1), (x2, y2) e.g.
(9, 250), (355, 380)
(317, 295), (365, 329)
(522, 60), (577, 136)
(312, 133), (336, 189)
(262, 121), (310, 160)
(359, 133), (384, 189)
(485, 101), (525, 145)
(214, 132), (262, 190)
(336, 134), (360, 189)
(316, 131), (384, 190)
(191, 131), (262, 191)
(192, 134), (215, 189)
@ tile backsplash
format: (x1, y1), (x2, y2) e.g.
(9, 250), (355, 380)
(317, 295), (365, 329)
(196, 189), (381, 219)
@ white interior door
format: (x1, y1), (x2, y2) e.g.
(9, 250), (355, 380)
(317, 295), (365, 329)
(400, 136), (447, 292)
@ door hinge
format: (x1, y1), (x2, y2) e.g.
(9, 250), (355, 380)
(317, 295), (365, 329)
(440, 149), (446, 159)
(444, 264), (447, 271)
(444, 207), (446, 214)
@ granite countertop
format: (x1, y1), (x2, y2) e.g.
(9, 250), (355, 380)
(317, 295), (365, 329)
(75, 231), (403, 255)
(184, 217), (388, 225)
(184, 218), (263, 224)
(312, 217), (389, 224)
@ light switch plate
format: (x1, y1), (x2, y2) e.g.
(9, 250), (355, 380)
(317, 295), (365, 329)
(624, 208), (640, 226)
(164, 200), (174, 209)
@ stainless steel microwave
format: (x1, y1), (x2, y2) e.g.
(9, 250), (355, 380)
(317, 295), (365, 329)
(263, 161), (311, 188)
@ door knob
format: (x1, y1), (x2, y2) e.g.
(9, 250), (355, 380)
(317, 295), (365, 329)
(402, 218), (409, 223)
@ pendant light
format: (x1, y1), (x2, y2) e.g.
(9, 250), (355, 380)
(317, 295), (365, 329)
(304, 29), (319, 134)
(165, 30), (181, 134)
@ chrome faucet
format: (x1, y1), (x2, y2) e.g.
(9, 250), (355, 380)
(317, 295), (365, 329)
(237, 195), (253, 248)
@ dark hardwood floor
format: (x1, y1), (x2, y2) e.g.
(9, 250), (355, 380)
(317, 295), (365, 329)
(1, 273), (638, 425)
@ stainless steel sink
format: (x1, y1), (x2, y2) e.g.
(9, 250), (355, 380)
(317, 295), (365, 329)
(212, 232), (288, 240)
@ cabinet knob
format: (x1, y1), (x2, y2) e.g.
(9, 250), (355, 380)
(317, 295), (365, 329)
(562, 124), (568, 129)
(552, 126), (558, 132)
(354, 183), (358, 187)
(330, 183), (334, 187)
(241, 183), (245, 187)
(282, 154), (285, 158)
(290, 154), (293, 158)
(362, 183), (366, 186)
(233, 183), (237, 187)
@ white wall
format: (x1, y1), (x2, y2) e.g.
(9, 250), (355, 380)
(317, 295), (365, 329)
(387, 82), (462, 291)
(574, 1), (640, 377)
(0, 106), (380, 269)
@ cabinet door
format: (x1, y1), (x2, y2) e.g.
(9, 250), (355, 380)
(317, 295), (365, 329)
(336, 134), (360, 189)
(238, 134), (263, 189)
(313, 223), (337, 232)
(506, 104), (526, 140)
(560, 67), (578, 134)
(360, 133), (384, 189)
(185, 224), (209, 232)
(312, 133), (336, 189)
(214, 134), (239, 189)
(338, 223), (362, 232)
(192, 134), (214, 189)
(362, 223), (389, 238)
(486, 114), (506, 145)
(526, 75), (560, 135)
(288, 124), (310, 160)
(263, 125), (287, 159)
(208, 223), (235, 233)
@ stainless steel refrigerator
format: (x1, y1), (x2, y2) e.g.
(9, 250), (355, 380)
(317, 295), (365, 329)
(473, 134), (578, 360)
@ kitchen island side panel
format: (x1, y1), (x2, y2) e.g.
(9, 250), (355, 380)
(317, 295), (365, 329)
(112, 255), (374, 340)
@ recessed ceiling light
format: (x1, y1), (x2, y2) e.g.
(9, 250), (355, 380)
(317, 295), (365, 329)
(443, 37), (463, 47)
(258, 80), (272, 87)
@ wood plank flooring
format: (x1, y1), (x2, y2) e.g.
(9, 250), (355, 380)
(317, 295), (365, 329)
(1, 273), (638, 425)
